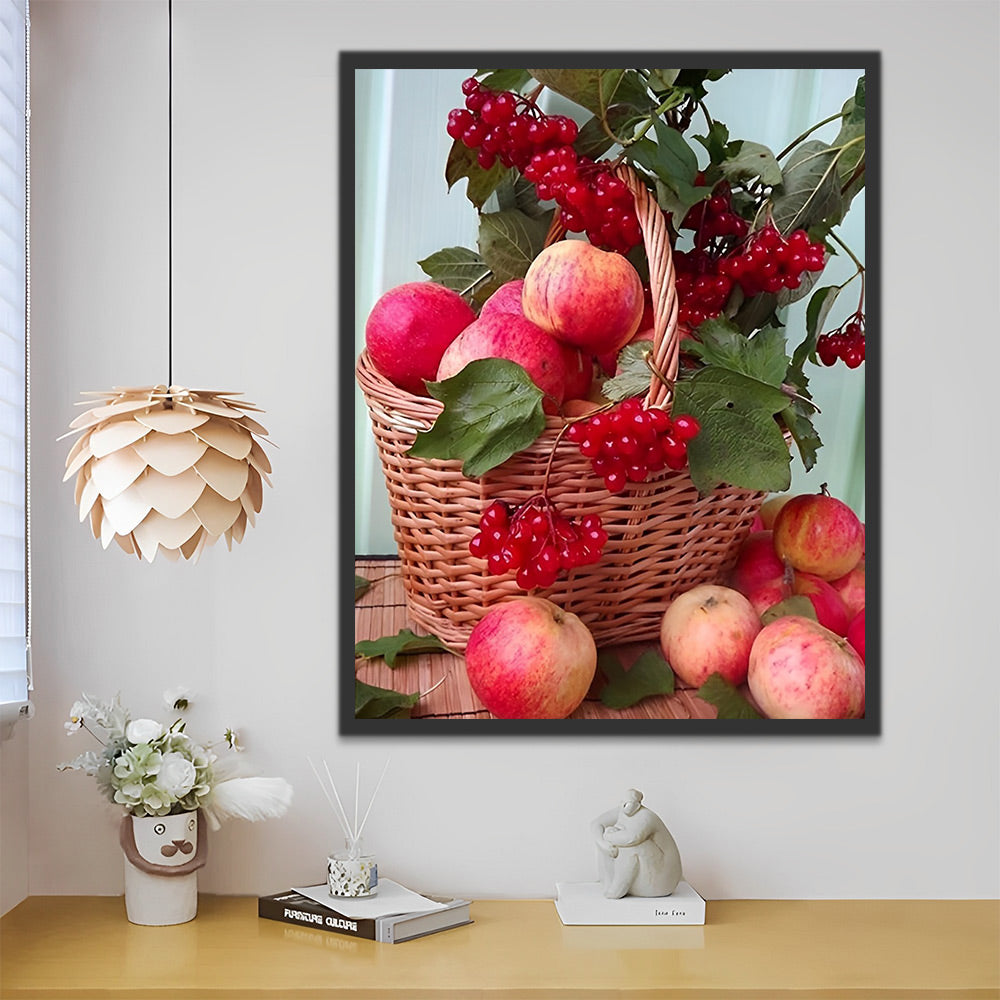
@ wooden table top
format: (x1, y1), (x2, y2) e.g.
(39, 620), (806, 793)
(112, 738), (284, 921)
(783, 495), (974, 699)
(2, 895), (997, 998)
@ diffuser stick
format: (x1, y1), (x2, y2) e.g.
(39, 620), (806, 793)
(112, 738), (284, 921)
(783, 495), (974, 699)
(354, 757), (390, 845)
(306, 756), (352, 843)
(323, 759), (356, 851)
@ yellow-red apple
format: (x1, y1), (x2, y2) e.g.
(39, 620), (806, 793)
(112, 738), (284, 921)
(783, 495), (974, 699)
(744, 575), (792, 617)
(465, 597), (597, 719)
(729, 530), (786, 597)
(436, 313), (568, 411)
(478, 279), (524, 320)
(772, 491), (864, 581)
(660, 584), (761, 688)
(748, 615), (865, 719)
(759, 493), (795, 530)
(365, 281), (475, 394)
(830, 560), (865, 619)
(522, 240), (644, 356)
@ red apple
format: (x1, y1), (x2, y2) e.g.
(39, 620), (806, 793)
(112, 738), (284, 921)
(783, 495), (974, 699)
(748, 615), (865, 719)
(478, 279), (525, 320)
(436, 312), (568, 411)
(562, 345), (595, 400)
(772, 491), (865, 581)
(729, 530), (786, 597)
(660, 584), (761, 688)
(365, 282), (475, 394)
(464, 597), (597, 719)
(744, 575), (792, 617)
(830, 560), (866, 619)
(847, 608), (865, 662)
(759, 493), (795, 530)
(792, 572), (850, 636)
(522, 240), (644, 356)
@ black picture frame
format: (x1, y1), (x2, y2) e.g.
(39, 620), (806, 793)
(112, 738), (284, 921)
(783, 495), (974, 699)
(341, 53), (879, 736)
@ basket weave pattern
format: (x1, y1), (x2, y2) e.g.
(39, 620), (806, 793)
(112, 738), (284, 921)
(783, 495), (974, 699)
(357, 165), (766, 650)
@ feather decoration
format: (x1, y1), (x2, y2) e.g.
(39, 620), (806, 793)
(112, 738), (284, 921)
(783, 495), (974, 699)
(203, 776), (293, 831)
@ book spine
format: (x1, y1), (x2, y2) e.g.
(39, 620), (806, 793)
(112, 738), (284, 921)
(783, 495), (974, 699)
(258, 895), (377, 940)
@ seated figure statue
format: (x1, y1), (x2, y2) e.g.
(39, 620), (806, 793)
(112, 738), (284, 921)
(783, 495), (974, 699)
(591, 789), (682, 899)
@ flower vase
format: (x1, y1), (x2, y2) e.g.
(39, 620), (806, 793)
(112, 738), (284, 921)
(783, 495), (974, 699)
(119, 810), (207, 926)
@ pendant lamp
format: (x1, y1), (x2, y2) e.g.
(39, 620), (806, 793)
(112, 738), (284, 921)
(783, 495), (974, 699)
(62, 2), (272, 562)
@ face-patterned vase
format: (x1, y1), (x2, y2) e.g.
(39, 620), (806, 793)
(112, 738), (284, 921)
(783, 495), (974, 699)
(119, 811), (208, 925)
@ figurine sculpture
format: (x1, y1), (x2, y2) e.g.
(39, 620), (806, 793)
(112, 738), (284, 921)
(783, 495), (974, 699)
(591, 789), (683, 899)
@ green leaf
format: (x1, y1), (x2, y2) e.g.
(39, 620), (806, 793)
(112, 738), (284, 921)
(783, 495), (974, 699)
(672, 367), (792, 494)
(602, 341), (653, 402)
(771, 140), (843, 234)
(417, 246), (491, 296)
(574, 104), (646, 159)
(780, 399), (823, 473)
(445, 138), (508, 209)
(355, 627), (450, 667)
(671, 68), (731, 102)
(647, 68), (681, 91)
(478, 209), (552, 285)
(355, 679), (420, 720)
(598, 649), (674, 709)
(476, 68), (532, 93)
(527, 68), (627, 116)
(760, 595), (818, 626)
(651, 118), (699, 185)
(409, 358), (546, 477)
(684, 319), (788, 387)
(355, 574), (371, 602)
(491, 171), (552, 220)
(693, 120), (730, 165)
(696, 673), (762, 720)
(794, 284), (842, 367)
(831, 81), (866, 212)
(652, 175), (713, 228)
(719, 140), (782, 187)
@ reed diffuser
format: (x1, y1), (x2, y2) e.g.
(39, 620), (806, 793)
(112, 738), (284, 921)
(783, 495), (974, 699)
(308, 757), (389, 898)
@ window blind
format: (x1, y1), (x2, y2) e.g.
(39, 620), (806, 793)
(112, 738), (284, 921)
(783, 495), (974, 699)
(0, 0), (28, 717)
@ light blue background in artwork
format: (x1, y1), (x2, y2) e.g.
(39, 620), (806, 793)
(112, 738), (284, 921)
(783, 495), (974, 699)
(354, 67), (866, 554)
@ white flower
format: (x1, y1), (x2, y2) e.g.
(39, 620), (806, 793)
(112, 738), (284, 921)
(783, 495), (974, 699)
(156, 752), (197, 798)
(64, 718), (82, 735)
(163, 686), (192, 712)
(125, 718), (164, 745)
(223, 727), (244, 752)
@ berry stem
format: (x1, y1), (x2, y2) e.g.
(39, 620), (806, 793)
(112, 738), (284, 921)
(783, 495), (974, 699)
(775, 110), (849, 160)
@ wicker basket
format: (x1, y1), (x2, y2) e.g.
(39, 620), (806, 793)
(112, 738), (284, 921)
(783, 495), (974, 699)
(356, 164), (766, 650)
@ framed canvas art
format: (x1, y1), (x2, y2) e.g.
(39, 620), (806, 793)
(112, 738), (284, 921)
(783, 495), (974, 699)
(343, 55), (878, 735)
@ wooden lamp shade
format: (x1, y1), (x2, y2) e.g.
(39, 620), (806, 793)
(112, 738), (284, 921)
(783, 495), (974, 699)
(63, 385), (272, 562)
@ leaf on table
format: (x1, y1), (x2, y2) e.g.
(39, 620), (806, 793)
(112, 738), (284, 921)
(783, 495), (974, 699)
(409, 358), (546, 478)
(696, 673), (763, 720)
(355, 574), (372, 602)
(760, 595), (818, 626)
(355, 679), (420, 720)
(672, 367), (793, 494)
(598, 649), (675, 709)
(355, 628), (450, 668)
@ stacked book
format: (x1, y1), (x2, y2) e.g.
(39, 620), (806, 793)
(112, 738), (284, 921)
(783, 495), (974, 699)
(554, 880), (706, 925)
(259, 877), (472, 944)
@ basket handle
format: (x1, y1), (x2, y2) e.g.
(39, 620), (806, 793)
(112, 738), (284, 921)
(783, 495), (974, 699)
(542, 163), (678, 411)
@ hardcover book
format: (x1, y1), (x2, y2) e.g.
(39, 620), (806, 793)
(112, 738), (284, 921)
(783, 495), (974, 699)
(258, 889), (472, 943)
(554, 879), (706, 926)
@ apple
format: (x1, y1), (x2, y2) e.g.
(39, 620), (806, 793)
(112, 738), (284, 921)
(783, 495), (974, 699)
(365, 282), (475, 394)
(729, 530), (786, 597)
(772, 491), (865, 581)
(522, 240), (644, 356)
(830, 560), (866, 619)
(464, 597), (598, 719)
(744, 575), (792, 617)
(436, 312), (568, 411)
(847, 608), (865, 662)
(759, 493), (795, 530)
(660, 584), (761, 688)
(562, 345), (595, 400)
(792, 572), (850, 636)
(748, 615), (865, 719)
(478, 279), (525, 320)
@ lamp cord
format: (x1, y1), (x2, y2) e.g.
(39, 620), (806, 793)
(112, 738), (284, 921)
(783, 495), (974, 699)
(167, 0), (172, 390)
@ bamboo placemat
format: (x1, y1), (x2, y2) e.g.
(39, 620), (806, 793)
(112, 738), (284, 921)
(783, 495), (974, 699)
(355, 557), (718, 721)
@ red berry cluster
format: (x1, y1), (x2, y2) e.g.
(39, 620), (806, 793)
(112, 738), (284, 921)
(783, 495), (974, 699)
(565, 398), (701, 494)
(817, 314), (865, 368)
(681, 184), (749, 250)
(468, 497), (608, 590)
(673, 251), (735, 329)
(718, 223), (826, 296)
(447, 77), (641, 254)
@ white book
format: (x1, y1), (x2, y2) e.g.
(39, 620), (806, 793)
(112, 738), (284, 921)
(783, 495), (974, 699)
(555, 880), (706, 926)
(377, 897), (473, 943)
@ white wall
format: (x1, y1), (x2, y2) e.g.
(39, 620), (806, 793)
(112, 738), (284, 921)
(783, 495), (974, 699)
(5, 0), (998, 908)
